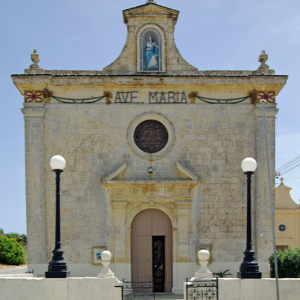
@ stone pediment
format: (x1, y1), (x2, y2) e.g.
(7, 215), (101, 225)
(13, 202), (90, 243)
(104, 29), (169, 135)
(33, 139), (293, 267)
(102, 161), (199, 203)
(275, 183), (300, 210)
(123, 3), (179, 24)
(102, 1), (199, 75)
(102, 161), (199, 183)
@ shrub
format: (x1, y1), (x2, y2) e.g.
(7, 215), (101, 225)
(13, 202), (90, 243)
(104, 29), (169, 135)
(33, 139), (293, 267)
(213, 269), (232, 278)
(269, 248), (300, 278)
(0, 236), (24, 265)
(5, 233), (27, 246)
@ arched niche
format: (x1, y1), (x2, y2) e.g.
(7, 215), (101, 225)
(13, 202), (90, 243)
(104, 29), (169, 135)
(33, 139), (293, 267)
(138, 25), (165, 72)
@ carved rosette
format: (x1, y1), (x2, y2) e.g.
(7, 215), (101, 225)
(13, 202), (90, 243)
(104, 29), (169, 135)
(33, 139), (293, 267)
(257, 91), (275, 103)
(24, 91), (44, 103)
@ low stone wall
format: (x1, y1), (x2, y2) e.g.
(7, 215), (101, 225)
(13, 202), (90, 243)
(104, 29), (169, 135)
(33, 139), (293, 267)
(219, 278), (300, 300)
(1, 276), (300, 300)
(0, 276), (122, 300)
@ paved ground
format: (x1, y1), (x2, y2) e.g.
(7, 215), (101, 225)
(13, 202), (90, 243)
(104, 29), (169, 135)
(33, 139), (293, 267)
(0, 264), (27, 275)
(154, 295), (183, 300)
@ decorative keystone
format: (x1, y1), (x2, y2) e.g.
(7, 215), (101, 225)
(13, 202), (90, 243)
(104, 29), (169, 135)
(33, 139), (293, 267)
(97, 250), (115, 278)
(30, 49), (41, 69)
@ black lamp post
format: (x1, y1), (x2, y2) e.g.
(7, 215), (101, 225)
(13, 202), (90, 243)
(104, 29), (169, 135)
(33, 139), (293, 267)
(238, 157), (262, 279)
(45, 155), (70, 278)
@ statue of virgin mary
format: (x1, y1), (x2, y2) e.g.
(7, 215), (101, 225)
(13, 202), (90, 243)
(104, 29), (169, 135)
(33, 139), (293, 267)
(145, 35), (159, 70)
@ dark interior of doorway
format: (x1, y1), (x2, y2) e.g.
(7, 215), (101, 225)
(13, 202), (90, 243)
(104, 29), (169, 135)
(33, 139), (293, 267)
(153, 236), (165, 292)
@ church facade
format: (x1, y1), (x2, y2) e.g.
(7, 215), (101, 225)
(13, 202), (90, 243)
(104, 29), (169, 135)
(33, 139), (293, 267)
(275, 181), (300, 250)
(12, 1), (287, 293)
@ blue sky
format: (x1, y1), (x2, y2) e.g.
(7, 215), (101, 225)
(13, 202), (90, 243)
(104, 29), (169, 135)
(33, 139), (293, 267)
(1, 0), (299, 234)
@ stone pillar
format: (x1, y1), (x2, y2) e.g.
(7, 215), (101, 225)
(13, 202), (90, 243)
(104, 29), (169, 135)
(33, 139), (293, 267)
(98, 251), (115, 278)
(111, 201), (128, 271)
(176, 201), (191, 289)
(254, 104), (278, 265)
(193, 250), (213, 279)
(176, 201), (191, 262)
(21, 103), (47, 265)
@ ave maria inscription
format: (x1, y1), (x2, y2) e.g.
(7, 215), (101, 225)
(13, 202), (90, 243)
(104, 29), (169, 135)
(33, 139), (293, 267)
(114, 91), (187, 104)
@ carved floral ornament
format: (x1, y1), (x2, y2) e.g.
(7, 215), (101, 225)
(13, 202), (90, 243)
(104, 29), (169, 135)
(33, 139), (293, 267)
(24, 89), (112, 104)
(23, 88), (275, 105)
(24, 91), (44, 103)
(257, 91), (275, 103)
(188, 89), (276, 106)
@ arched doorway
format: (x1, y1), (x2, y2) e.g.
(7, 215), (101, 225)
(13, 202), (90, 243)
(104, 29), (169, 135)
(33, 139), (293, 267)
(131, 209), (173, 292)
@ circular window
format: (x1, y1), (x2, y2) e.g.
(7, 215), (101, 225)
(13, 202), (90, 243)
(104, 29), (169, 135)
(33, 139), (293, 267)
(127, 112), (175, 160)
(134, 120), (168, 153)
(278, 224), (286, 232)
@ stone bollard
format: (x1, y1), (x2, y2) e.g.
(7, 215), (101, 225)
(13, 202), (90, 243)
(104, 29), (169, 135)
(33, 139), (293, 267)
(193, 249), (213, 280)
(97, 250), (115, 278)
(184, 250), (213, 300)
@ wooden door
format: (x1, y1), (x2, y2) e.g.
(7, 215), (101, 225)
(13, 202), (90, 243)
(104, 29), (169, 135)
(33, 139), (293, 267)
(131, 209), (172, 292)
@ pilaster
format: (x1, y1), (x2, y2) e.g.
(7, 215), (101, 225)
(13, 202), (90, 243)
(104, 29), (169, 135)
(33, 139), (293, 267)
(111, 201), (128, 264)
(21, 103), (46, 264)
(254, 104), (278, 262)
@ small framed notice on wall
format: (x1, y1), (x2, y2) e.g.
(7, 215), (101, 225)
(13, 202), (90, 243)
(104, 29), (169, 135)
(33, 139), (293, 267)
(91, 246), (107, 265)
(196, 245), (212, 264)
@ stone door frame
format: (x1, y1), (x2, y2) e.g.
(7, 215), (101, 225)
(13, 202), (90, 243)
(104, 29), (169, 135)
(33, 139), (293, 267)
(102, 161), (199, 289)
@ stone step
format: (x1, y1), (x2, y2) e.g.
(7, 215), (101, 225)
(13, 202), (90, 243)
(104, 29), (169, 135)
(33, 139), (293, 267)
(154, 294), (184, 300)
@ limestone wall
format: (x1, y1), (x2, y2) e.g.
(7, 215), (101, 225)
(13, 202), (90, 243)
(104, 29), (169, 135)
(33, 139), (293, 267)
(14, 71), (286, 287)
(1, 277), (300, 300)
(218, 278), (300, 300)
(0, 277), (122, 300)
(42, 102), (255, 263)
(17, 77), (281, 280)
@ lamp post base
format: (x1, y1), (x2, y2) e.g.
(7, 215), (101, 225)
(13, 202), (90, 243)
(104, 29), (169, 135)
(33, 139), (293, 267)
(237, 262), (262, 279)
(45, 249), (70, 278)
(45, 261), (70, 278)
(45, 270), (70, 278)
(237, 271), (262, 279)
(45, 262), (70, 278)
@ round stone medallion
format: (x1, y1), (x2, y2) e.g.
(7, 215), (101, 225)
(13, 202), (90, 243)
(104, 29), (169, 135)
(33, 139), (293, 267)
(134, 120), (168, 153)
(127, 112), (175, 160)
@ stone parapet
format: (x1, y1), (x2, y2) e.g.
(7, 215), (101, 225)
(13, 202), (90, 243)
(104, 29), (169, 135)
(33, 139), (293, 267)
(0, 277), (122, 300)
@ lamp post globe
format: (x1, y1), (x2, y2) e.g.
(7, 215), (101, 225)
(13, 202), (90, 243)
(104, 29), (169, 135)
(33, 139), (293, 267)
(45, 155), (69, 278)
(238, 157), (262, 279)
(50, 155), (66, 170)
(241, 157), (257, 173)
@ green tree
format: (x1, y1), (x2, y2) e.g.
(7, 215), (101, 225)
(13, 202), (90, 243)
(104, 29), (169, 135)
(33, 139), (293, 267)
(0, 236), (24, 265)
(5, 233), (27, 245)
(269, 248), (300, 278)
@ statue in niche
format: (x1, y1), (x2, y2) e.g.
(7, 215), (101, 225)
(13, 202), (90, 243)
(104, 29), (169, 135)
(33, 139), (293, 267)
(144, 34), (159, 70)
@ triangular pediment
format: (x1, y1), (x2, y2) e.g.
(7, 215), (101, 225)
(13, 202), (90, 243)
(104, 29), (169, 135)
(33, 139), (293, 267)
(123, 3), (179, 24)
(102, 162), (128, 181)
(102, 161), (198, 182)
(175, 162), (199, 181)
